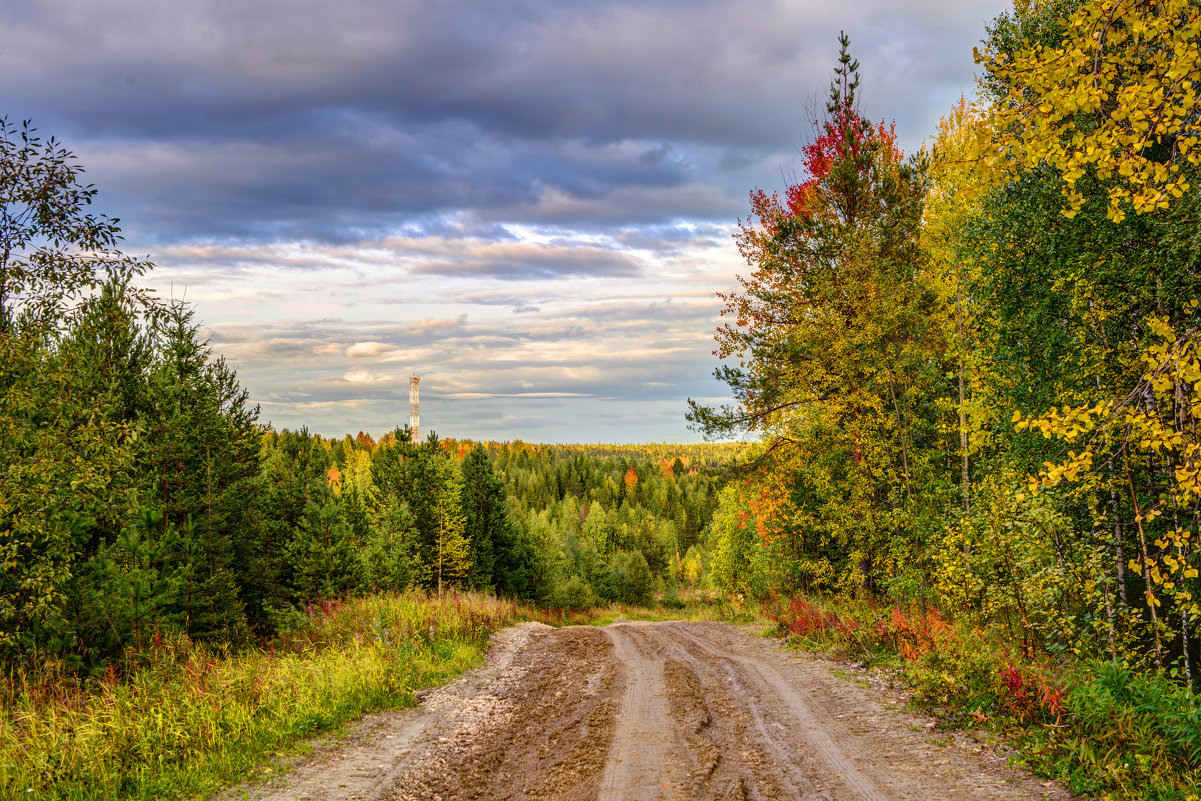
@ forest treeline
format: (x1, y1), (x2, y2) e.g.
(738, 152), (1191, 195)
(0, 153), (738, 669)
(486, 440), (732, 607)
(1, 309), (736, 670)
(691, 0), (1201, 692)
(0, 120), (742, 672)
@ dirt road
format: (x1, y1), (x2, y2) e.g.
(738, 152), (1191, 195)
(221, 620), (1074, 801)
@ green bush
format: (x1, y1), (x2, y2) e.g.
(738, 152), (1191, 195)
(1038, 661), (1201, 799)
(547, 574), (596, 610)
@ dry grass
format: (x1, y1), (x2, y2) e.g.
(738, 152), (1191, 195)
(0, 591), (525, 800)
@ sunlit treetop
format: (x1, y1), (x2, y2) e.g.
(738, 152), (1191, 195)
(976, 0), (1201, 222)
(719, 34), (909, 374)
(777, 32), (904, 231)
(927, 96), (997, 207)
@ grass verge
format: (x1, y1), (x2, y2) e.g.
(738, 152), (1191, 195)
(765, 595), (1201, 801)
(1, 589), (757, 801)
(572, 589), (760, 626)
(1, 592), (526, 801)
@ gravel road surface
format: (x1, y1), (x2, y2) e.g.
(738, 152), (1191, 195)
(217, 620), (1075, 801)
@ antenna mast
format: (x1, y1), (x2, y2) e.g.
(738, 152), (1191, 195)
(409, 375), (420, 444)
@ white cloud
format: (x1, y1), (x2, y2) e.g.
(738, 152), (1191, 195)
(345, 341), (395, 358)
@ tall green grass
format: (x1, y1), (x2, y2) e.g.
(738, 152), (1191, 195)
(1, 592), (525, 801)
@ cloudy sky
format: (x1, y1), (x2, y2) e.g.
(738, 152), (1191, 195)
(2, 0), (1009, 443)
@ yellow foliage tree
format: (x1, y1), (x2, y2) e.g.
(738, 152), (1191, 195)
(1014, 306), (1201, 675)
(924, 96), (1002, 513)
(977, 0), (1201, 222)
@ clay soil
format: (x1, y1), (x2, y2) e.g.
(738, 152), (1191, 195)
(217, 620), (1079, 801)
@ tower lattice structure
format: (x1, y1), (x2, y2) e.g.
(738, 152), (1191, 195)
(409, 376), (420, 444)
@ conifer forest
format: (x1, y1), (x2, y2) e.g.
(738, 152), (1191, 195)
(4, 0), (1201, 798)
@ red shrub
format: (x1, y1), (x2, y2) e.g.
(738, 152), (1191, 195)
(998, 663), (1065, 725)
(782, 598), (846, 638)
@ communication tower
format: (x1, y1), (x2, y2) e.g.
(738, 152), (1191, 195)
(409, 376), (420, 444)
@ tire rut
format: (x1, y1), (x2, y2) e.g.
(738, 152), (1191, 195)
(598, 624), (685, 800)
(386, 625), (618, 801)
(215, 620), (1078, 801)
(665, 622), (885, 800)
(612, 622), (826, 801)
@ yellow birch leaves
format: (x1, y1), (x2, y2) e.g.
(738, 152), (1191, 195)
(977, 0), (1201, 221)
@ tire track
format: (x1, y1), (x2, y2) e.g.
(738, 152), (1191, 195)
(666, 622), (886, 800)
(598, 623), (687, 800)
(215, 620), (1078, 801)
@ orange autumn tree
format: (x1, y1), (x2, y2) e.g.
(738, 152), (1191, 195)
(691, 33), (956, 596)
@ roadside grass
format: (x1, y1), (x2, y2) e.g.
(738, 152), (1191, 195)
(557, 589), (761, 627)
(0, 592), (526, 801)
(765, 595), (1201, 801)
(1, 588), (757, 801)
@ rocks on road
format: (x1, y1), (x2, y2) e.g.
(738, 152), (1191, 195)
(217, 620), (1076, 801)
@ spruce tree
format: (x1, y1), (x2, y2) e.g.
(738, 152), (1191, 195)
(0, 119), (152, 661)
(460, 446), (506, 590)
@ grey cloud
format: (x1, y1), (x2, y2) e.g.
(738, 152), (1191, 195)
(409, 242), (643, 279)
(214, 303), (733, 440)
(4, 1), (827, 145)
(3, 0), (1008, 247)
(614, 226), (726, 253)
(79, 128), (716, 244)
(639, 144), (675, 166)
(0, 0), (1010, 442)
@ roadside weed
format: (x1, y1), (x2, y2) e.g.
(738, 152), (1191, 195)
(766, 595), (1201, 800)
(0, 592), (522, 801)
